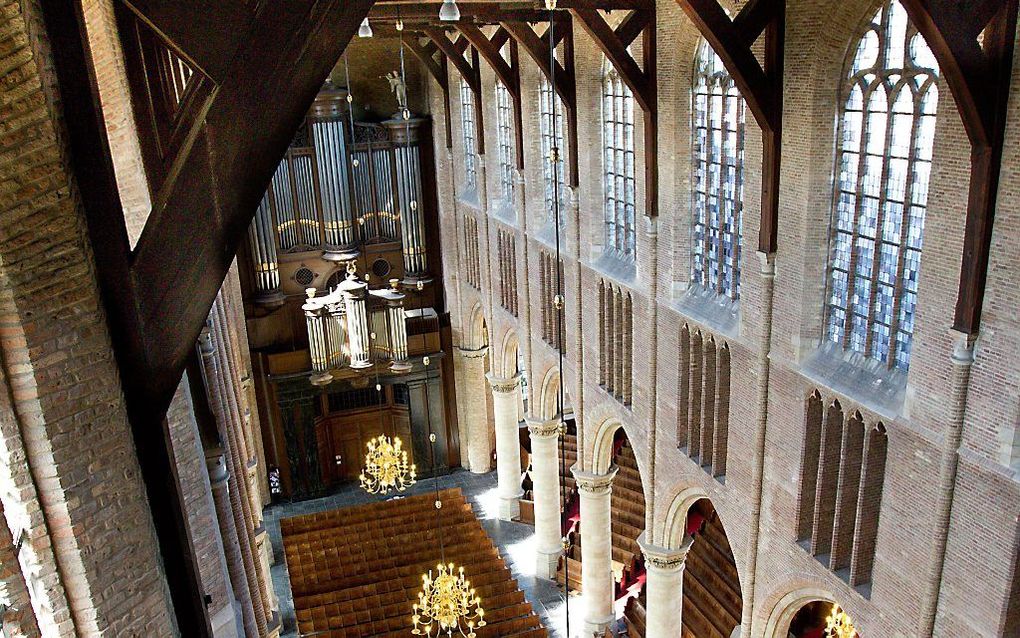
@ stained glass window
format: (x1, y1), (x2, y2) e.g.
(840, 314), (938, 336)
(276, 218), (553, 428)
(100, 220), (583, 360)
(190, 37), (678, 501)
(540, 75), (568, 224)
(691, 39), (746, 300)
(460, 77), (478, 190)
(825, 0), (938, 371)
(495, 80), (515, 202)
(602, 58), (636, 258)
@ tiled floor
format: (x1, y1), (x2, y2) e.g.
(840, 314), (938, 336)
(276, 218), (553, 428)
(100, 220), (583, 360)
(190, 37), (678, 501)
(263, 469), (582, 637)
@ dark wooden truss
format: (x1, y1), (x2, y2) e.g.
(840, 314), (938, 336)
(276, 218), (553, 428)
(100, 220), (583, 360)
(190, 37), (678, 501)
(676, 0), (784, 254)
(32, 0), (1018, 634)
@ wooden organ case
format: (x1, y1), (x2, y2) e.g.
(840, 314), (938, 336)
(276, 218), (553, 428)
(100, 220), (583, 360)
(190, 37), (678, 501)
(240, 83), (457, 501)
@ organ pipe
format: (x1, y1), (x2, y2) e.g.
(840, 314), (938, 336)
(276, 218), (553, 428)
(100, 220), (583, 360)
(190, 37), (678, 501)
(385, 117), (428, 279)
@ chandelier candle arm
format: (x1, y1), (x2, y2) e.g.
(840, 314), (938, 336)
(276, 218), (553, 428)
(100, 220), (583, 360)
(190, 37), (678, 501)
(359, 434), (416, 494)
(412, 562), (486, 637)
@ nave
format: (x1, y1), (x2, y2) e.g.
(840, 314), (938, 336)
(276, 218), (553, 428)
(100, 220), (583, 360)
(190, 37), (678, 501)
(265, 470), (571, 637)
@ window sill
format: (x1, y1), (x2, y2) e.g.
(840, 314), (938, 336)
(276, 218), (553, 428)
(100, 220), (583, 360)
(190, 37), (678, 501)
(458, 188), (481, 210)
(800, 342), (907, 418)
(590, 249), (637, 286)
(674, 284), (740, 340)
(491, 198), (516, 224)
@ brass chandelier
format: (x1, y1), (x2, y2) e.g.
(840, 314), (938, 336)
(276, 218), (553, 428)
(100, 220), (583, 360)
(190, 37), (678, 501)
(412, 562), (486, 637)
(359, 434), (416, 494)
(825, 604), (858, 638)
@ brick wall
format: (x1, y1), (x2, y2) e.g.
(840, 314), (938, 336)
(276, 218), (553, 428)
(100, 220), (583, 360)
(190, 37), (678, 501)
(0, 0), (176, 634)
(429, 1), (1020, 635)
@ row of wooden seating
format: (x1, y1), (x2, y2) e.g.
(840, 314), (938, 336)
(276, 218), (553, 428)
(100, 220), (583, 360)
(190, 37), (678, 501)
(282, 488), (548, 637)
(280, 488), (465, 537)
(558, 439), (646, 594)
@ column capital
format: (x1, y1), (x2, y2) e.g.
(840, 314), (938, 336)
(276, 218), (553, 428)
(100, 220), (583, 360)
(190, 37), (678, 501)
(486, 372), (521, 394)
(205, 453), (229, 485)
(525, 417), (562, 439)
(571, 464), (618, 496)
(456, 344), (489, 360)
(638, 532), (693, 574)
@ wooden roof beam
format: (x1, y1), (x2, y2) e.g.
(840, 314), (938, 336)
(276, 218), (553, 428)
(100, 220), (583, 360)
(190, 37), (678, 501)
(899, 0), (1018, 335)
(502, 19), (579, 184)
(676, 0), (783, 252)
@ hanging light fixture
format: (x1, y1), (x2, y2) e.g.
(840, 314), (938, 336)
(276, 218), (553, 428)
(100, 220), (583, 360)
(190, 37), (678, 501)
(358, 17), (373, 38)
(405, 265), (485, 636)
(825, 605), (857, 638)
(439, 0), (461, 21)
(359, 434), (416, 494)
(412, 563), (486, 636)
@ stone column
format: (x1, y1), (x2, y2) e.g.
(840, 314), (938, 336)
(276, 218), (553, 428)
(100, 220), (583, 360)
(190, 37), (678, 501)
(487, 373), (524, 520)
(573, 464), (618, 635)
(639, 533), (693, 638)
(527, 418), (562, 579)
(456, 346), (492, 473)
(206, 453), (258, 638)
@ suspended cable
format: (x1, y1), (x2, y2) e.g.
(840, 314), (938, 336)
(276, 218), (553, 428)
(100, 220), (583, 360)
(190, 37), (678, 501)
(546, 2), (572, 635)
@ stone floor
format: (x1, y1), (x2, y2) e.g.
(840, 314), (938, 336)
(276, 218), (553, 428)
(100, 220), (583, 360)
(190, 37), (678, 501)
(263, 469), (585, 637)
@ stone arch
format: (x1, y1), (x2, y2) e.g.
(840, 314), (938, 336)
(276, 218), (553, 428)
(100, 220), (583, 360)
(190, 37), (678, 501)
(465, 303), (488, 350)
(760, 587), (837, 638)
(660, 485), (711, 550)
(499, 329), (520, 379)
(538, 368), (561, 421)
(590, 416), (625, 474)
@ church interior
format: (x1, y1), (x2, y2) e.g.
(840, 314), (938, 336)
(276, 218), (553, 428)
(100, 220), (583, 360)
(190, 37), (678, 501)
(1, 0), (1020, 637)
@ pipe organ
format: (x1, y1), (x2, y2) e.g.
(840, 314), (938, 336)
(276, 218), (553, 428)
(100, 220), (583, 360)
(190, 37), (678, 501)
(243, 80), (456, 501)
(303, 266), (411, 385)
(246, 83), (432, 307)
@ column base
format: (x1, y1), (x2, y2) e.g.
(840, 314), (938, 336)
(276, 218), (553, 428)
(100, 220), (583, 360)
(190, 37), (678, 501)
(584, 613), (615, 636)
(210, 599), (241, 638)
(535, 546), (561, 580)
(469, 462), (491, 474)
(498, 491), (523, 521)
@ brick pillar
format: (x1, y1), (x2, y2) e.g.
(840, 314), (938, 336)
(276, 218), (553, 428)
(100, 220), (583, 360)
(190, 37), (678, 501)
(0, 1), (176, 634)
(165, 375), (241, 638)
(199, 327), (269, 637)
(487, 373), (524, 520)
(573, 464), (618, 635)
(456, 347), (491, 473)
(206, 453), (257, 638)
(740, 252), (776, 637)
(920, 333), (976, 636)
(0, 501), (41, 638)
(527, 418), (562, 579)
(639, 533), (692, 638)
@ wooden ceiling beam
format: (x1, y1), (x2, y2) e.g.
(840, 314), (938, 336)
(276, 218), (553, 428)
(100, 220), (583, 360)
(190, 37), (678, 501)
(502, 18), (578, 184)
(425, 27), (481, 94)
(571, 8), (654, 113)
(458, 25), (517, 97)
(676, 0), (783, 252)
(899, 0), (1018, 335)
(118, 0), (249, 82)
(571, 6), (657, 216)
(404, 35), (455, 148)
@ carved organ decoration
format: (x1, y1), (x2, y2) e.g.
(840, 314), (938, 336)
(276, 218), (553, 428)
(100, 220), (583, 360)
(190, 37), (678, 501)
(303, 263), (411, 386)
(247, 83), (432, 307)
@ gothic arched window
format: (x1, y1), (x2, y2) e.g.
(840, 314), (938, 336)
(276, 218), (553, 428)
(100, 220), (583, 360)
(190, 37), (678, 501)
(825, 0), (939, 371)
(495, 80), (515, 202)
(460, 77), (478, 190)
(539, 76), (567, 223)
(602, 58), (636, 258)
(691, 39), (746, 300)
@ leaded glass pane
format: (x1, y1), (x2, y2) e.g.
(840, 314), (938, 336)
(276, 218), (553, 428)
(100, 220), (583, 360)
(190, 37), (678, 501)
(690, 39), (746, 300)
(602, 61), (636, 258)
(539, 76), (567, 225)
(824, 0), (939, 371)
(495, 81), (515, 203)
(460, 78), (477, 189)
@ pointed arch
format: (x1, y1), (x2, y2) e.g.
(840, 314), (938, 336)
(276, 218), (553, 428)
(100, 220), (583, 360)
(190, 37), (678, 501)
(690, 37), (746, 299)
(823, 0), (941, 371)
